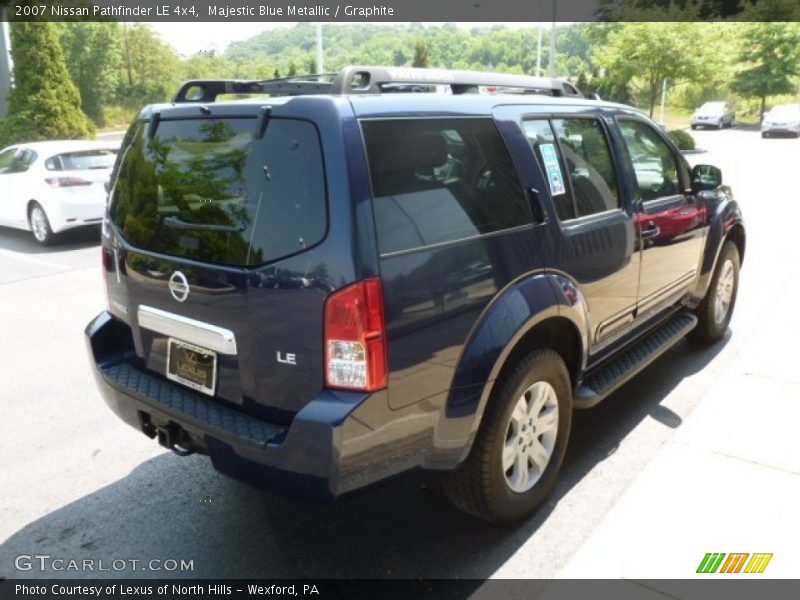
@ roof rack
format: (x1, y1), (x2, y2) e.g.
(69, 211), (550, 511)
(173, 66), (583, 104)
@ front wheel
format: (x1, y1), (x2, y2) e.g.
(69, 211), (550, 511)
(691, 241), (740, 344)
(442, 349), (572, 523)
(29, 203), (55, 245)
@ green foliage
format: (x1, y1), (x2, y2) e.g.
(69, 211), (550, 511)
(118, 24), (180, 107)
(56, 22), (121, 126)
(0, 22), (94, 148)
(668, 129), (696, 150)
(595, 23), (714, 117)
(730, 23), (800, 118)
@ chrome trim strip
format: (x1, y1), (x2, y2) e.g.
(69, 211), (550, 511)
(137, 305), (237, 355)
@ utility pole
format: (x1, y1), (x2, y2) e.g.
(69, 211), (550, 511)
(659, 79), (667, 127)
(0, 10), (11, 118)
(536, 24), (543, 77)
(316, 23), (324, 74)
(548, 1), (556, 79)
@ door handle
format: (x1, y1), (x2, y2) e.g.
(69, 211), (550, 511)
(527, 187), (547, 225)
(641, 221), (660, 240)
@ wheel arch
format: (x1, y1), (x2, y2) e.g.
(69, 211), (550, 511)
(691, 195), (745, 303)
(438, 271), (588, 466)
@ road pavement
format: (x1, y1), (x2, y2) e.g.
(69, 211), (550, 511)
(0, 125), (797, 580)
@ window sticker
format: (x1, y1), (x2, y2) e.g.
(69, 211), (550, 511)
(539, 143), (566, 196)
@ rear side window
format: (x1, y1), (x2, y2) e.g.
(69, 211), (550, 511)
(109, 117), (326, 267)
(362, 118), (529, 255)
(46, 149), (117, 171)
(524, 117), (620, 221)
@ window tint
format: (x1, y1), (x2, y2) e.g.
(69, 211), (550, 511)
(525, 118), (619, 221)
(553, 118), (619, 219)
(362, 118), (529, 255)
(109, 117), (326, 266)
(618, 119), (681, 202)
(46, 149), (117, 171)
(523, 119), (575, 221)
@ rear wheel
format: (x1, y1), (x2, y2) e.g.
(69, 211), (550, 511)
(442, 349), (572, 523)
(29, 203), (55, 246)
(691, 241), (740, 344)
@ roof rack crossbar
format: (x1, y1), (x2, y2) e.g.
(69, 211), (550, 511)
(172, 66), (583, 103)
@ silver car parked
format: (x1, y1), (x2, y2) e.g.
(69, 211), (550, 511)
(761, 104), (800, 138)
(691, 101), (735, 129)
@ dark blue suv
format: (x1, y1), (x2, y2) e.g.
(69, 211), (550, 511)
(86, 67), (744, 522)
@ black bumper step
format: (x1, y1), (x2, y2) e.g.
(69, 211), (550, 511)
(575, 312), (698, 408)
(100, 362), (286, 448)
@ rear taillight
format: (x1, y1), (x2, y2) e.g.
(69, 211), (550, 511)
(45, 176), (92, 188)
(324, 278), (387, 392)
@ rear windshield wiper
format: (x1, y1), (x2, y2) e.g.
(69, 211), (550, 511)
(164, 216), (244, 233)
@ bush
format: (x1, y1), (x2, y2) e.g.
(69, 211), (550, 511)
(0, 22), (94, 149)
(668, 128), (696, 150)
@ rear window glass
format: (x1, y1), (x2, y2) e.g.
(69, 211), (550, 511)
(109, 117), (326, 267)
(362, 118), (529, 255)
(46, 149), (117, 171)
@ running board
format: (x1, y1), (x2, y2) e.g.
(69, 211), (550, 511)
(575, 312), (698, 409)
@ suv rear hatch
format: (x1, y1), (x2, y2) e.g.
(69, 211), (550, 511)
(106, 111), (329, 423)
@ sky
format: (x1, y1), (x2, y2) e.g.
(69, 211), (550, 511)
(147, 22), (554, 57)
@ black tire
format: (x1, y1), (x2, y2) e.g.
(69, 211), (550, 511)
(762, 132), (768, 138)
(442, 349), (572, 523)
(691, 125), (697, 130)
(29, 202), (55, 246)
(691, 241), (740, 344)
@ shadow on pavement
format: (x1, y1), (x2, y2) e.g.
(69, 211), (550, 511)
(0, 336), (728, 580)
(0, 225), (101, 255)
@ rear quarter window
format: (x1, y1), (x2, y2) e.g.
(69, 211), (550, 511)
(109, 117), (327, 267)
(362, 117), (530, 255)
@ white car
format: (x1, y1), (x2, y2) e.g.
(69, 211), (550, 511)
(761, 104), (800, 138)
(0, 140), (119, 244)
(690, 101), (736, 129)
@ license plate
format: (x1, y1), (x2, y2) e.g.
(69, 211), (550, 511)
(166, 338), (217, 396)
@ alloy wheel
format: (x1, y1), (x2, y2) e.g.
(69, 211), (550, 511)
(502, 380), (559, 493)
(713, 258), (735, 325)
(31, 207), (48, 242)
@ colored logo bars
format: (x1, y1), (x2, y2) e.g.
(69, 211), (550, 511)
(697, 553), (773, 574)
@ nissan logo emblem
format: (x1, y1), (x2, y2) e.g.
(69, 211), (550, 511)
(168, 271), (190, 302)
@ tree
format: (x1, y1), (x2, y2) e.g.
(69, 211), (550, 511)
(595, 22), (713, 117)
(412, 40), (429, 68)
(57, 22), (121, 127)
(0, 22), (94, 148)
(118, 24), (180, 107)
(730, 23), (800, 120)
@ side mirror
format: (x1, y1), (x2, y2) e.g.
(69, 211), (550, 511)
(691, 164), (722, 193)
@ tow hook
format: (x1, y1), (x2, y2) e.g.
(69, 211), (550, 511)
(156, 423), (195, 457)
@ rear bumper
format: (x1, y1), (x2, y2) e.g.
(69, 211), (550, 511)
(45, 195), (105, 233)
(86, 311), (423, 500)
